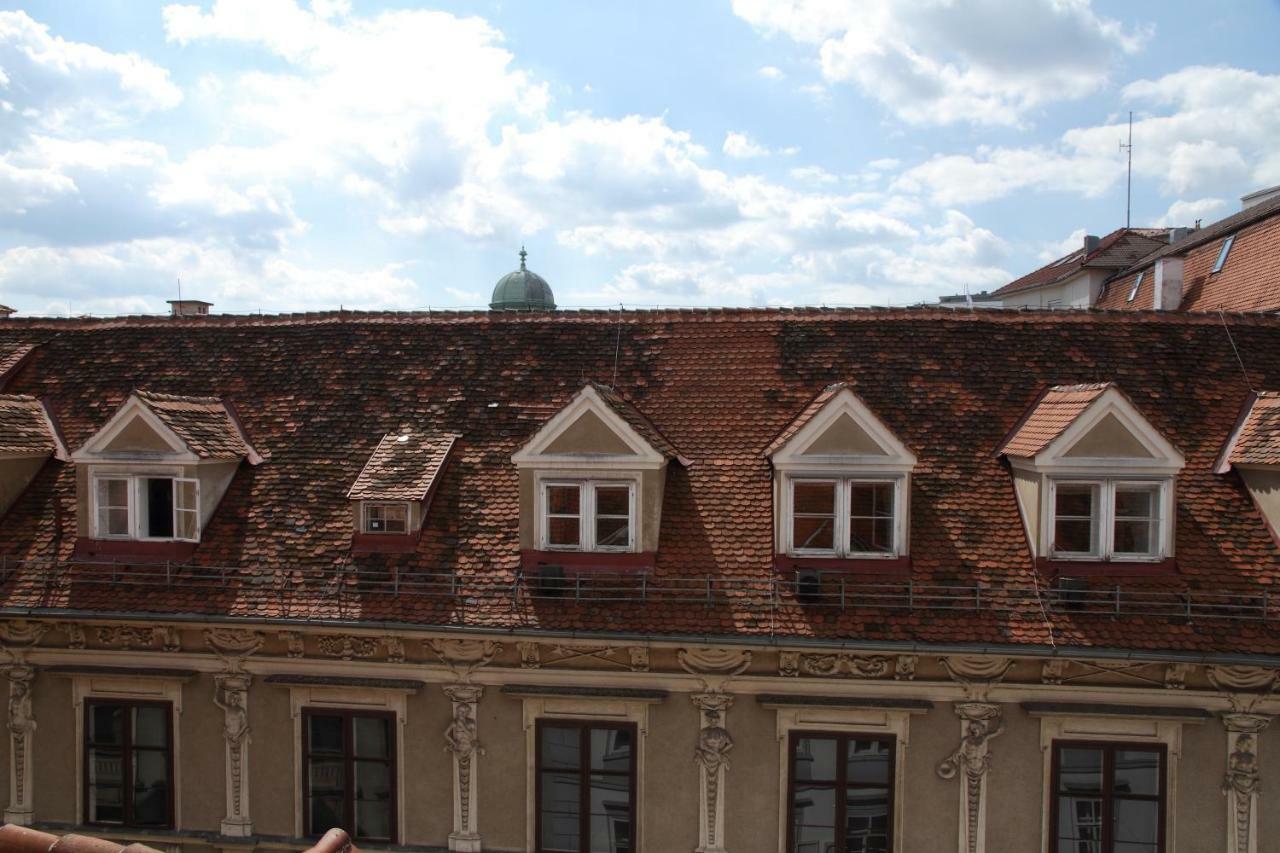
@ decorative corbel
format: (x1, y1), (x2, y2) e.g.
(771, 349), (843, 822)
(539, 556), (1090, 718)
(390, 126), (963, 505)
(443, 684), (485, 853)
(428, 639), (502, 680)
(3, 662), (36, 825)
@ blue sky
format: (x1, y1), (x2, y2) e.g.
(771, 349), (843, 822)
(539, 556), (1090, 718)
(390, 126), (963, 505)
(1, 1), (1278, 315)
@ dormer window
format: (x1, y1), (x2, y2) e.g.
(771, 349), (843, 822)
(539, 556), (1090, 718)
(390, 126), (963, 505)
(767, 384), (915, 571)
(348, 431), (457, 552)
(1000, 383), (1184, 574)
(1216, 391), (1280, 545)
(361, 501), (410, 535)
(71, 391), (262, 557)
(0, 393), (68, 519)
(512, 383), (685, 572)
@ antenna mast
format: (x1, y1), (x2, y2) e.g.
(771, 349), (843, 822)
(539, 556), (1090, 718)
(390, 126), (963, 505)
(1119, 111), (1133, 229)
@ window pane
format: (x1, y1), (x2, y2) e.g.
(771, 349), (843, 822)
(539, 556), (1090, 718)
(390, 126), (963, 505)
(176, 508), (199, 541)
(1058, 796), (1103, 849)
(548, 485), (581, 515)
(794, 482), (836, 514)
(793, 824), (836, 853)
(793, 516), (834, 551)
(1058, 748), (1103, 794)
(596, 516), (630, 549)
(1056, 483), (1096, 517)
(309, 796), (344, 836)
(548, 516), (581, 547)
(590, 772), (632, 852)
(847, 739), (891, 785)
(309, 715), (344, 754)
(354, 716), (390, 759)
(90, 704), (125, 746)
(591, 728), (631, 772)
(794, 738), (838, 781)
(132, 750), (169, 825)
(355, 760), (391, 801)
(1054, 519), (1095, 555)
(1113, 798), (1159, 843)
(356, 800), (392, 840)
(540, 771), (581, 851)
(89, 784), (124, 823)
(849, 516), (894, 553)
(845, 787), (890, 853)
(541, 726), (581, 769)
(133, 706), (167, 748)
(1114, 750), (1160, 797)
(98, 478), (129, 507)
(308, 759), (345, 797)
(145, 478), (174, 538)
(1113, 520), (1153, 555)
(103, 508), (130, 536)
(849, 482), (893, 518)
(792, 784), (836, 828)
(595, 486), (630, 517)
(1114, 487), (1156, 518)
(590, 813), (631, 853)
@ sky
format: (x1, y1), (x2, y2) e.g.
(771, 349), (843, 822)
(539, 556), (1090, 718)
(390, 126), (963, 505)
(0, 1), (1278, 316)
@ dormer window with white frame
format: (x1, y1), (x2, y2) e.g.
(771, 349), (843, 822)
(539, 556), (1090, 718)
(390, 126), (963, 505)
(71, 391), (261, 552)
(347, 431), (457, 551)
(512, 383), (685, 566)
(361, 501), (411, 535)
(1000, 383), (1184, 570)
(767, 384), (916, 566)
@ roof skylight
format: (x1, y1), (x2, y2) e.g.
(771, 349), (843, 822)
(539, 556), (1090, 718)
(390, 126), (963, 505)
(1127, 271), (1144, 303)
(1212, 236), (1235, 273)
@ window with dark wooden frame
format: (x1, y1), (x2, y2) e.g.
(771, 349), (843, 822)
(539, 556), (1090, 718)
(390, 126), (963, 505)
(302, 709), (397, 844)
(83, 699), (174, 828)
(1051, 741), (1166, 853)
(536, 720), (636, 853)
(788, 732), (894, 853)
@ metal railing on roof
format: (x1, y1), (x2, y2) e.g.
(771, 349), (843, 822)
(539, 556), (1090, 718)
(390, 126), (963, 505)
(0, 557), (1276, 625)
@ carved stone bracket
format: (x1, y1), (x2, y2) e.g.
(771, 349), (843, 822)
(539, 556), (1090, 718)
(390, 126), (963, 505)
(443, 684), (484, 853)
(693, 693), (734, 853)
(937, 703), (1004, 853)
(214, 672), (253, 837)
(4, 663), (36, 826)
(1222, 713), (1270, 853)
(429, 639), (502, 679)
(205, 628), (265, 673)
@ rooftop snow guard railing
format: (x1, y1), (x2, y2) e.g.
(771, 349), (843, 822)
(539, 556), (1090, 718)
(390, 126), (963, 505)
(1, 558), (1277, 626)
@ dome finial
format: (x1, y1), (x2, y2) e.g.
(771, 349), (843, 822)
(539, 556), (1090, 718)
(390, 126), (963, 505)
(519, 245), (527, 271)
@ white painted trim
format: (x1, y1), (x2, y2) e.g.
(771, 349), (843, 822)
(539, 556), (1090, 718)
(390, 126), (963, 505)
(779, 474), (907, 558)
(360, 501), (412, 535)
(1042, 477), (1172, 561)
(512, 385), (666, 469)
(770, 387), (916, 472)
(1033, 387), (1184, 472)
(520, 695), (652, 853)
(770, 704), (915, 853)
(1035, 713), (1186, 853)
(537, 477), (638, 552)
(72, 396), (198, 463)
(286, 685), (409, 844)
(71, 674), (185, 829)
(89, 471), (202, 542)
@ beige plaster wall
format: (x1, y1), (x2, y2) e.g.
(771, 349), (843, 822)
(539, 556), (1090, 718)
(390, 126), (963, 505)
(1177, 718), (1225, 852)
(982, 704), (1044, 851)
(1012, 467), (1041, 554)
(103, 418), (174, 453)
(801, 414), (885, 456)
(1260, 722), (1280, 852)
(1062, 412), (1153, 458)
(643, 698), (701, 853)
(1242, 467), (1280, 540)
(477, 688), (529, 851)
(247, 682), (295, 837)
(543, 411), (636, 456)
(32, 674), (76, 824)
(900, 703), (960, 852)
(195, 461), (240, 528)
(722, 696), (779, 853)
(0, 455), (46, 517)
(402, 686), (453, 845)
(179, 674), (225, 830)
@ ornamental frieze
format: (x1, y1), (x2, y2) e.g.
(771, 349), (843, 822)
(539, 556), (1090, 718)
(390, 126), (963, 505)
(515, 641), (649, 672)
(317, 634), (381, 661)
(96, 625), (180, 651)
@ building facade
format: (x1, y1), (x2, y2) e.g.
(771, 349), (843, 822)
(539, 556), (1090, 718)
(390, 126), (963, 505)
(2, 304), (1280, 853)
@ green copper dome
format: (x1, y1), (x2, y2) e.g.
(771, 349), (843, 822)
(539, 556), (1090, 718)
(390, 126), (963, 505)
(489, 247), (556, 311)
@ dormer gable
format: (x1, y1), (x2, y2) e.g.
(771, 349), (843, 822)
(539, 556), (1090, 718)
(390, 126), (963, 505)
(73, 390), (262, 464)
(767, 384), (915, 472)
(348, 430), (457, 552)
(1216, 391), (1280, 544)
(0, 394), (67, 519)
(512, 383), (684, 470)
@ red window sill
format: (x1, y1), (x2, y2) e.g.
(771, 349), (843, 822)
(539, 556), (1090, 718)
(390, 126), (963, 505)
(73, 537), (198, 562)
(773, 554), (912, 576)
(1035, 556), (1179, 579)
(351, 532), (420, 554)
(521, 549), (656, 575)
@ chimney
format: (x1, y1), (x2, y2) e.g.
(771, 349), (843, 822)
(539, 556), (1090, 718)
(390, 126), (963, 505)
(1241, 184), (1280, 210)
(1082, 234), (1101, 254)
(1152, 257), (1184, 311)
(167, 299), (212, 318)
(1168, 227), (1190, 244)
(0, 305), (14, 318)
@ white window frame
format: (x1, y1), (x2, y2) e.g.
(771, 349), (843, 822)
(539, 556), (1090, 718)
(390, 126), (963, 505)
(1127, 271), (1144, 303)
(361, 501), (411, 535)
(539, 479), (637, 553)
(1047, 478), (1170, 561)
(784, 474), (905, 558)
(90, 472), (201, 543)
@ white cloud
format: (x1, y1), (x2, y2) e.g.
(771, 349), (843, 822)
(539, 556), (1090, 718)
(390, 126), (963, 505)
(757, 65), (784, 80)
(1157, 197), (1227, 228)
(732, 0), (1145, 126)
(723, 131), (770, 159)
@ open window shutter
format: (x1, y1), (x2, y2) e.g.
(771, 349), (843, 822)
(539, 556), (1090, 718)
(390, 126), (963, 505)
(174, 477), (200, 542)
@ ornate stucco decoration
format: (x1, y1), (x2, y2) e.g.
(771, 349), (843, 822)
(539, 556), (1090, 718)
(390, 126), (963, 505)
(280, 631), (306, 659)
(205, 628), (265, 668)
(894, 654), (918, 680)
(214, 672), (253, 836)
(97, 625), (180, 651)
(940, 656), (1013, 702)
(1221, 713), (1270, 853)
(317, 634), (381, 661)
(443, 683), (484, 853)
(1208, 666), (1280, 694)
(62, 623), (87, 649)
(384, 637), (406, 663)
(428, 639), (502, 679)
(0, 621), (48, 648)
(1164, 662), (1192, 689)
(517, 641), (541, 668)
(937, 703), (1005, 853)
(523, 642), (651, 671)
(1040, 658), (1198, 690)
(679, 647), (752, 692)
(778, 651), (892, 679)
(692, 693), (733, 853)
(3, 663), (36, 826)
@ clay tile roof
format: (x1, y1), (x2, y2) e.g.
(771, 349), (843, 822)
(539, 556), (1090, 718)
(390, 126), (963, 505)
(992, 229), (1169, 298)
(0, 394), (65, 457)
(348, 430), (458, 500)
(1219, 392), (1280, 470)
(763, 382), (847, 457)
(0, 342), (36, 389)
(999, 383), (1111, 458)
(589, 381), (687, 463)
(135, 390), (260, 462)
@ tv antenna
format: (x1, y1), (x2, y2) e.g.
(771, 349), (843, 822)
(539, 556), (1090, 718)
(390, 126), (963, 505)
(1119, 111), (1133, 228)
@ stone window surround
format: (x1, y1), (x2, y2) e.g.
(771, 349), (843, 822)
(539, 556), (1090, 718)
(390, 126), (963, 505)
(69, 674), (185, 830)
(766, 702), (920, 853)
(286, 684), (410, 844)
(519, 694), (659, 853)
